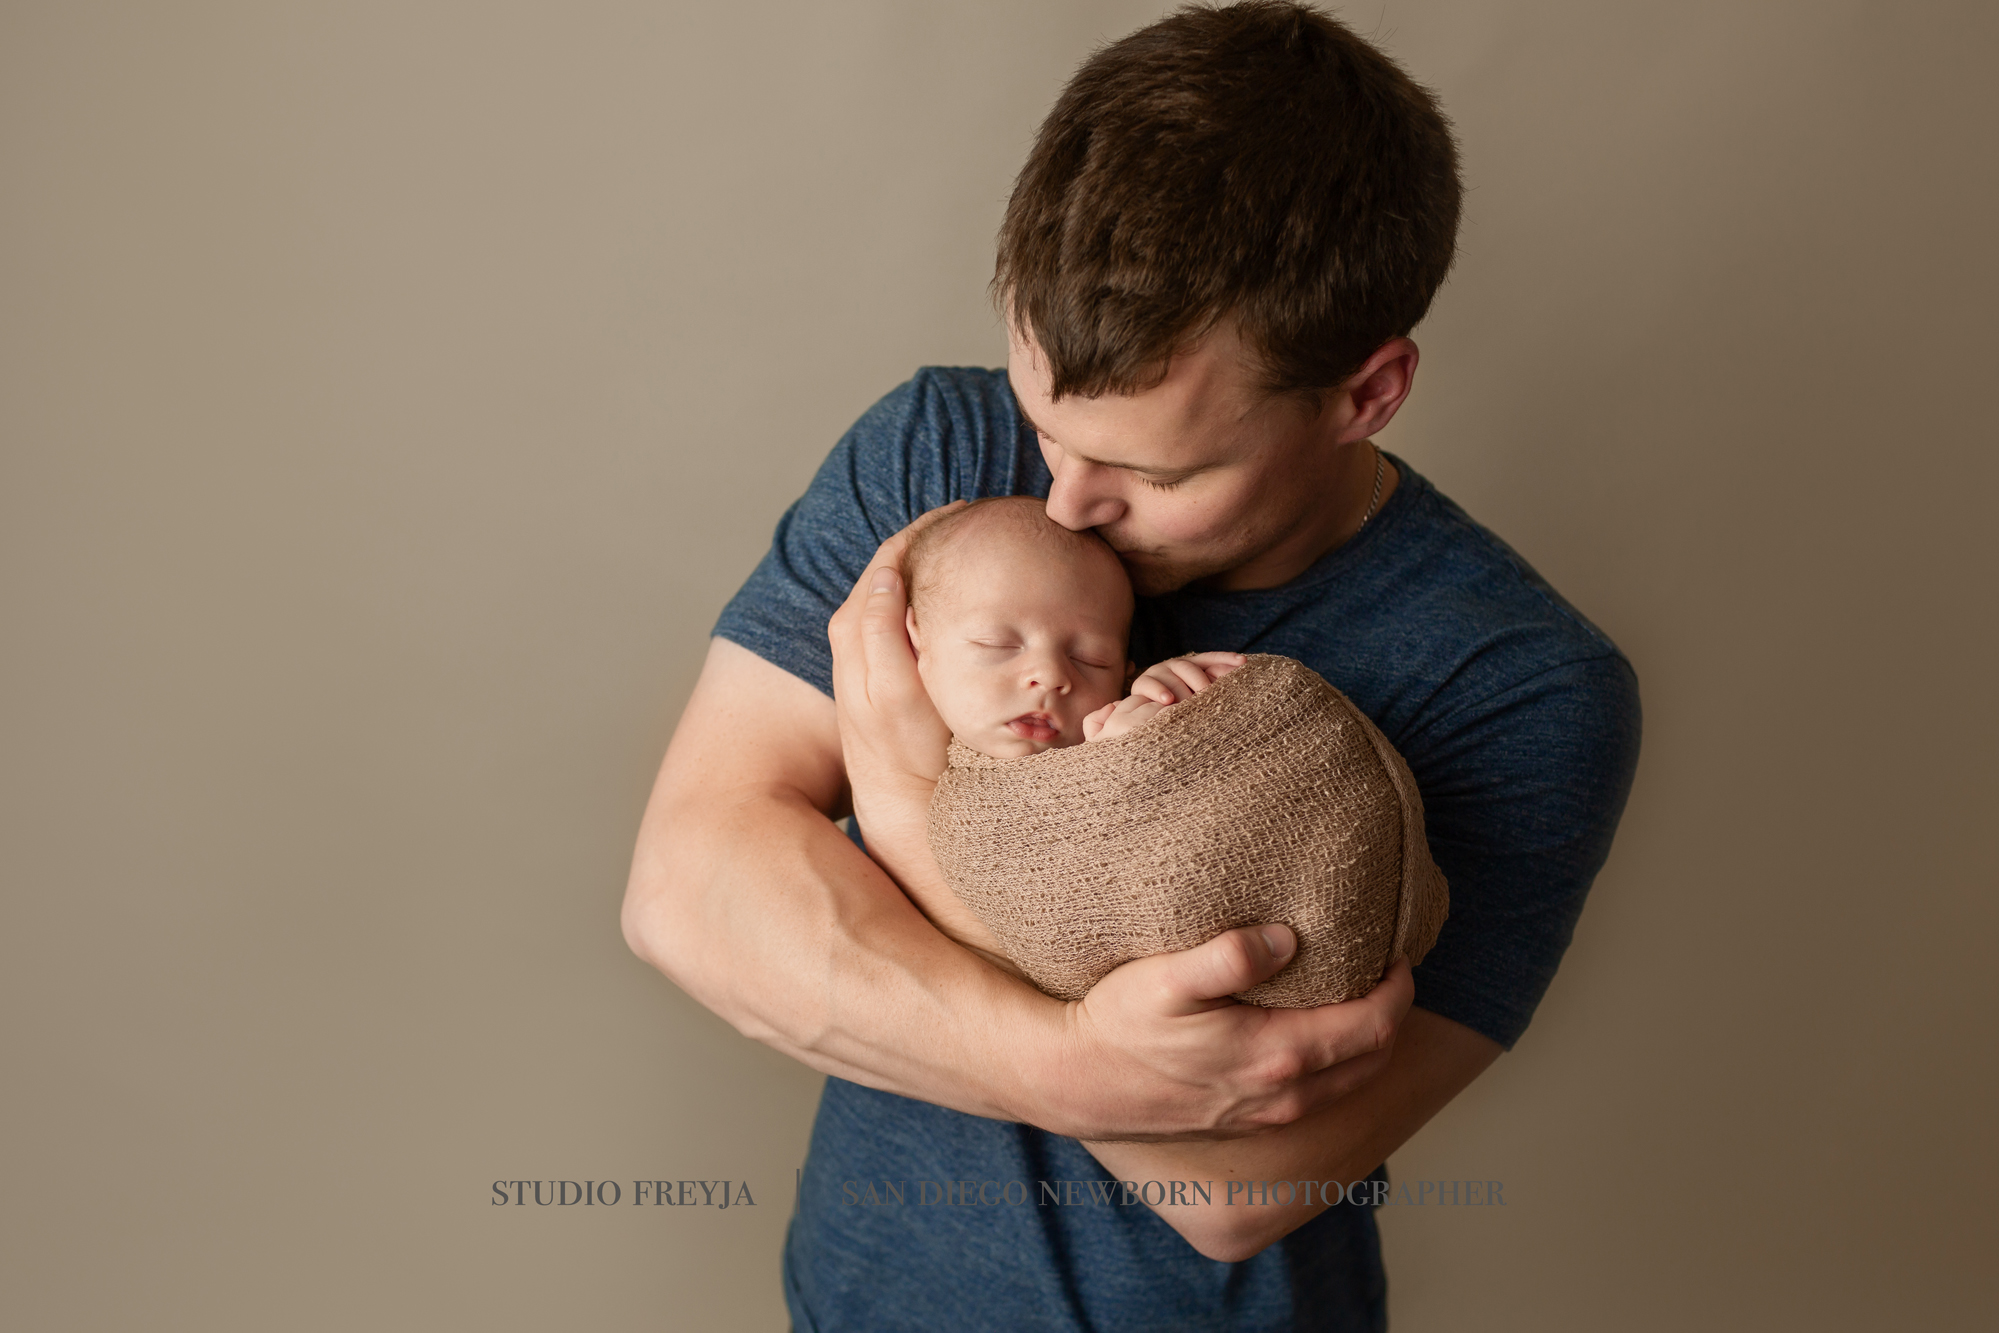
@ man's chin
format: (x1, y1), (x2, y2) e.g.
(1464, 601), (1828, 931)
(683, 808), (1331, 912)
(1120, 556), (1212, 597)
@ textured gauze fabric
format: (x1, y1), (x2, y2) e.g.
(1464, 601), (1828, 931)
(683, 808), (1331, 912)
(930, 653), (1449, 1006)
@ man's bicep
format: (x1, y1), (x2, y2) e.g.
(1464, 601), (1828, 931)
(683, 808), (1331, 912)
(657, 636), (848, 817)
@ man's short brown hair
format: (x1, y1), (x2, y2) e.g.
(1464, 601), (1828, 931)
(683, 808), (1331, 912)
(994, 1), (1461, 401)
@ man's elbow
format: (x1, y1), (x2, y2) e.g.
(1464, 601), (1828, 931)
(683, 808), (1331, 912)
(1192, 1231), (1272, 1265)
(619, 874), (670, 974)
(618, 804), (819, 1053)
(620, 808), (709, 992)
(1174, 1207), (1300, 1265)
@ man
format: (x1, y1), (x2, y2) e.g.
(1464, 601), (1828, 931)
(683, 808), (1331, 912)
(623, 4), (1639, 1328)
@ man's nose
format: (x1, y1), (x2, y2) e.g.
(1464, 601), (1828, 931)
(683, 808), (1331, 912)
(1043, 455), (1126, 531)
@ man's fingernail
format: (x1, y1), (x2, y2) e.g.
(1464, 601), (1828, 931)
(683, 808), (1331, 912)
(870, 570), (897, 594)
(1260, 928), (1295, 960)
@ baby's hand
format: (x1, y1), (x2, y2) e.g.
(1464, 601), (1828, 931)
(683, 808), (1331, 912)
(1129, 651), (1246, 706)
(1083, 693), (1166, 742)
(1084, 652), (1245, 742)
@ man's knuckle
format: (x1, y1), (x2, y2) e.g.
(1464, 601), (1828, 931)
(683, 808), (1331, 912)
(1245, 1091), (1304, 1129)
(1216, 933), (1258, 974)
(1249, 1047), (1304, 1088)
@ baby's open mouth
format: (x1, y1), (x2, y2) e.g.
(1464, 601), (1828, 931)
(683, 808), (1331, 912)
(1007, 713), (1059, 743)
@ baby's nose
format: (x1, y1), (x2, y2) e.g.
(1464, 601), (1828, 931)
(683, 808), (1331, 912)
(1024, 656), (1071, 693)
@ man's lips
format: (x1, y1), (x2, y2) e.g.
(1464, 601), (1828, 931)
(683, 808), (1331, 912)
(1007, 713), (1059, 742)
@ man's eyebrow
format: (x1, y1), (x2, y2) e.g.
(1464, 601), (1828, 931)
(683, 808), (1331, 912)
(1010, 390), (1050, 443)
(1011, 392), (1207, 481)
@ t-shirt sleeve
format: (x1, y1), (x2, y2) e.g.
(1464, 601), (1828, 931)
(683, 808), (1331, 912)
(1405, 652), (1643, 1049)
(711, 377), (953, 696)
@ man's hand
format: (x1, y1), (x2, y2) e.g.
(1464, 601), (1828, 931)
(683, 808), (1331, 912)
(824, 501), (1010, 952)
(1084, 651), (1245, 742)
(825, 502), (965, 870)
(1082, 1006), (1501, 1262)
(1054, 925), (1414, 1142)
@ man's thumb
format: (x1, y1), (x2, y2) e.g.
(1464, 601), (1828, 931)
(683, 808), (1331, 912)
(1168, 924), (1298, 1007)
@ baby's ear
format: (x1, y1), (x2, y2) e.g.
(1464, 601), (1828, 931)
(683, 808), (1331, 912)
(1124, 659), (1138, 688)
(905, 606), (923, 656)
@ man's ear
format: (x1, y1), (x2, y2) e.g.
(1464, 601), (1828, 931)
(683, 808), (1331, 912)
(1331, 336), (1419, 443)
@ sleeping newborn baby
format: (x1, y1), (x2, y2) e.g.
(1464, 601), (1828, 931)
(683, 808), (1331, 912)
(902, 496), (1448, 1008)
(903, 495), (1242, 756)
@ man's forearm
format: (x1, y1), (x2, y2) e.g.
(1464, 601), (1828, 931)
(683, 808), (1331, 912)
(1080, 1007), (1502, 1262)
(623, 772), (1061, 1123)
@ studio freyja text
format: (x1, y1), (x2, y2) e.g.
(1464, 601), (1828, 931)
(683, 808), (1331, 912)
(491, 1180), (755, 1208)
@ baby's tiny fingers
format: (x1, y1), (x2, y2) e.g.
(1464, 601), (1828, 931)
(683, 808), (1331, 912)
(1165, 659), (1214, 696)
(1083, 700), (1118, 741)
(1189, 651), (1246, 679)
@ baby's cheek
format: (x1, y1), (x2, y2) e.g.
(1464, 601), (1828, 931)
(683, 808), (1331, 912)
(923, 669), (984, 737)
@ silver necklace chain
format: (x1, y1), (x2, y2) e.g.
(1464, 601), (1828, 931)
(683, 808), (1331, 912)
(1357, 441), (1385, 530)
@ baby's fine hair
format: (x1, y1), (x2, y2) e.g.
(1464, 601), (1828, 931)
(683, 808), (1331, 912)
(902, 497), (1129, 619)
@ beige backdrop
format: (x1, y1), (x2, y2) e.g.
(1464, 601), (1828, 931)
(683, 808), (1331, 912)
(4, 2), (1995, 1329)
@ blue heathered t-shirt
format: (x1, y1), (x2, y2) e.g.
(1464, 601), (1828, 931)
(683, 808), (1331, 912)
(713, 367), (1641, 1332)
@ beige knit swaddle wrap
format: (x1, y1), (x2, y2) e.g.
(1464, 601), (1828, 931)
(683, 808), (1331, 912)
(926, 654), (1448, 1007)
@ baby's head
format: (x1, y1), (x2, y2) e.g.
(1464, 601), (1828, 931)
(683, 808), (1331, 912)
(905, 498), (1134, 759)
